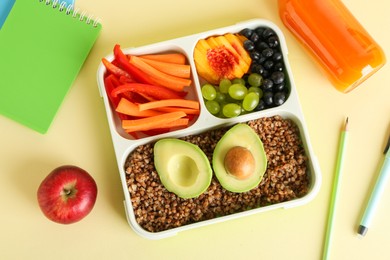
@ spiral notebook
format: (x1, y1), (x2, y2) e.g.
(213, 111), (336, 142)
(0, 0), (101, 134)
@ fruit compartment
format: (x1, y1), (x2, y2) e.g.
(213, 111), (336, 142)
(96, 19), (321, 239)
(193, 23), (292, 119)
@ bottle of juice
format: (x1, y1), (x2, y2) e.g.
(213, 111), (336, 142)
(278, 0), (386, 93)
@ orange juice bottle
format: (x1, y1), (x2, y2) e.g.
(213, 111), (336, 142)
(278, 0), (386, 93)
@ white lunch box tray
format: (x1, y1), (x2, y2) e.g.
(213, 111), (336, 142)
(96, 19), (322, 239)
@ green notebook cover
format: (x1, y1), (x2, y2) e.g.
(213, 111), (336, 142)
(0, 0), (101, 133)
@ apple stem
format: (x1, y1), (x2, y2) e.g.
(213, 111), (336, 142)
(64, 188), (72, 196)
(61, 181), (77, 200)
(61, 184), (77, 201)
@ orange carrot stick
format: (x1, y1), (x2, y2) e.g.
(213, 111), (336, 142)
(125, 118), (189, 133)
(158, 118), (189, 128)
(128, 55), (191, 92)
(138, 57), (191, 78)
(122, 111), (187, 132)
(138, 99), (199, 111)
(154, 107), (200, 115)
(116, 98), (162, 117)
(138, 53), (187, 64)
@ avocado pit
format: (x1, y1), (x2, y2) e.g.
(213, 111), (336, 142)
(224, 146), (255, 180)
(212, 123), (267, 193)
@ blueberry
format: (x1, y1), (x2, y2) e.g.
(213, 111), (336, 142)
(274, 82), (286, 92)
(274, 92), (287, 106)
(250, 50), (261, 60)
(262, 48), (274, 58)
(263, 91), (274, 106)
(262, 79), (273, 90)
(258, 56), (267, 64)
(240, 28), (253, 39)
(262, 28), (275, 39)
(272, 52), (283, 61)
(251, 63), (264, 75)
(264, 60), (274, 70)
(268, 36), (279, 48)
(273, 62), (284, 72)
(271, 71), (285, 84)
(261, 69), (270, 78)
(250, 33), (260, 43)
(256, 41), (269, 50)
(243, 40), (255, 52)
(255, 27), (265, 37)
(255, 99), (266, 111)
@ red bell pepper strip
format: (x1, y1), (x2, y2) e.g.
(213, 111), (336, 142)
(118, 75), (133, 84)
(104, 74), (145, 103)
(113, 44), (156, 85)
(111, 83), (185, 100)
(102, 58), (134, 80)
(104, 75), (131, 121)
(125, 92), (151, 104)
(141, 129), (170, 136)
(104, 75), (120, 105)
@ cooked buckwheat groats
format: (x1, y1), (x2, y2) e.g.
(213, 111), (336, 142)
(125, 116), (310, 232)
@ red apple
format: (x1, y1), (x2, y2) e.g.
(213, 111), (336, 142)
(37, 165), (98, 224)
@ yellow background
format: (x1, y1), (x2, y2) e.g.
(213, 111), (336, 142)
(1, 0), (389, 259)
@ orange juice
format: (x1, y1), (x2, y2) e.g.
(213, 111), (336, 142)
(278, 0), (386, 93)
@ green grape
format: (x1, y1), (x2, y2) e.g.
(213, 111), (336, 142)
(242, 92), (260, 111)
(232, 78), (246, 86)
(201, 84), (217, 101)
(214, 92), (227, 104)
(248, 86), (263, 98)
(228, 83), (247, 100)
(222, 103), (241, 118)
(219, 79), (231, 94)
(248, 73), (262, 87)
(202, 70), (269, 118)
(205, 100), (220, 115)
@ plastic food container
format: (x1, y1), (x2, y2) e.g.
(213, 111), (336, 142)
(96, 19), (322, 239)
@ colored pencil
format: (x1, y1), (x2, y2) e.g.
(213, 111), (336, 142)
(322, 117), (349, 260)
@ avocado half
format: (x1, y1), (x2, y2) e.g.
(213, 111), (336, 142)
(212, 123), (267, 193)
(154, 138), (212, 199)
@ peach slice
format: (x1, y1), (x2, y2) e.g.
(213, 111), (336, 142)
(194, 33), (252, 84)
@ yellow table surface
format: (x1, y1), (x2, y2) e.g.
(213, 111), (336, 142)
(1, 0), (389, 259)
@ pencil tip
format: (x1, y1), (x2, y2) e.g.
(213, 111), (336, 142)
(358, 225), (367, 237)
(344, 117), (349, 131)
(384, 133), (390, 154)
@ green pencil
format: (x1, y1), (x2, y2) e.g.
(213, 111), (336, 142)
(322, 117), (349, 260)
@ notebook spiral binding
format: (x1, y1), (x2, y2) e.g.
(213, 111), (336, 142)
(39, 0), (100, 27)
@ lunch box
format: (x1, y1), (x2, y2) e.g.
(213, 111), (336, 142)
(96, 19), (322, 239)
